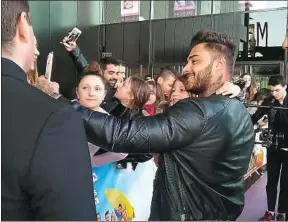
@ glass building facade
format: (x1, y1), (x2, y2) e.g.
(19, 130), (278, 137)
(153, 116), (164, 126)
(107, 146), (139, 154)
(29, 0), (288, 98)
(98, 0), (287, 80)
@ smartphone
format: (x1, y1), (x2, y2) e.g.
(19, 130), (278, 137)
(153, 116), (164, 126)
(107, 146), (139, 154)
(66, 27), (82, 43)
(45, 52), (54, 81)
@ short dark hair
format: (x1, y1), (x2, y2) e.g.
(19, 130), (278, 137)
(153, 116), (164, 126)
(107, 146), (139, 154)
(268, 75), (286, 86)
(190, 30), (236, 75)
(155, 67), (178, 83)
(99, 57), (119, 70)
(117, 59), (125, 66)
(1, 1), (31, 46)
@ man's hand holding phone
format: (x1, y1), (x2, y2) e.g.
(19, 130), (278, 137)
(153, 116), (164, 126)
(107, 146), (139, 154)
(61, 36), (77, 52)
(60, 27), (82, 52)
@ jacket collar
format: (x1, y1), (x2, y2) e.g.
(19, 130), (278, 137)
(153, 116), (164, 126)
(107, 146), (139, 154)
(1, 57), (27, 82)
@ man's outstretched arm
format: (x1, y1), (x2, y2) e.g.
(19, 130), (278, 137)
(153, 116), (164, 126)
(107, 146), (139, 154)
(74, 99), (205, 153)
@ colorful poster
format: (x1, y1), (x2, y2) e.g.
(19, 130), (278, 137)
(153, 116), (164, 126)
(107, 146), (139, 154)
(244, 130), (267, 180)
(92, 159), (156, 221)
(121, 0), (140, 22)
(174, 0), (196, 17)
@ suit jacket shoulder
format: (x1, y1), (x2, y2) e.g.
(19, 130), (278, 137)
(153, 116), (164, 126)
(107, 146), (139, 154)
(2, 58), (96, 220)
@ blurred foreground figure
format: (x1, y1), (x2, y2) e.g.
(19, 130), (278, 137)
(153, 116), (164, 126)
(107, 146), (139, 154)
(1, 1), (96, 220)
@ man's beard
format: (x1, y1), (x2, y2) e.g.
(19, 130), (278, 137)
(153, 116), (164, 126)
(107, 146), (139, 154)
(182, 63), (214, 95)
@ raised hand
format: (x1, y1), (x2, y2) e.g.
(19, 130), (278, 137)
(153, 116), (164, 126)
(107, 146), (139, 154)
(61, 36), (77, 52)
(216, 81), (241, 98)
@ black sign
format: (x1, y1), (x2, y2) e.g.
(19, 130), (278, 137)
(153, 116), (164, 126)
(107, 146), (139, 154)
(257, 22), (268, 47)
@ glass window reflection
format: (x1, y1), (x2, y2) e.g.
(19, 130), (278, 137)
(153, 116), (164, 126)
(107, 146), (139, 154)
(213, 0), (287, 14)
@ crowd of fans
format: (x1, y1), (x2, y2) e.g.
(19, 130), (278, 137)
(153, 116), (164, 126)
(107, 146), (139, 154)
(2, 0), (288, 221)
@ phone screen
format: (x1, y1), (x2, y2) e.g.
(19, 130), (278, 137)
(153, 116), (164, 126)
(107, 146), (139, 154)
(45, 52), (54, 81)
(67, 28), (82, 43)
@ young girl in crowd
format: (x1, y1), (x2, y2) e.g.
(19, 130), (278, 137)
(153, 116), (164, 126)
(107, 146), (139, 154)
(143, 80), (166, 116)
(169, 75), (192, 106)
(107, 75), (150, 118)
(75, 71), (128, 166)
(28, 37), (127, 166)
(108, 75), (153, 169)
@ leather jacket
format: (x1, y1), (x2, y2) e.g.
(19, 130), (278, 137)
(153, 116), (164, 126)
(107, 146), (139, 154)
(69, 46), (88, 77)
(101, 97), (153, 167)
(68, 47), (152, 165)
(100, 88), (118, 112)
(73, 95), (255, 220)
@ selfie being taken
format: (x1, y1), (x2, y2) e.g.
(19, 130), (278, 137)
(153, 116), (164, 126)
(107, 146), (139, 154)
(2, 0), (288, 221)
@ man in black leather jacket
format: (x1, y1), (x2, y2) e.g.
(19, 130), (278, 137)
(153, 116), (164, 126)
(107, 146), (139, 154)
(73, 30), (255, 220)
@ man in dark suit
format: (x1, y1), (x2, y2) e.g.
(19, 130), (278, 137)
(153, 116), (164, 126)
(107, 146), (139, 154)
(1, 1), (96, 220)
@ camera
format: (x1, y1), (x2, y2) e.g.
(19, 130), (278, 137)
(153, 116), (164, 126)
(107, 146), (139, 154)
(247, 98), (287, 150)
(258, 98), (285, 150)
(256, 128), (284, 149)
